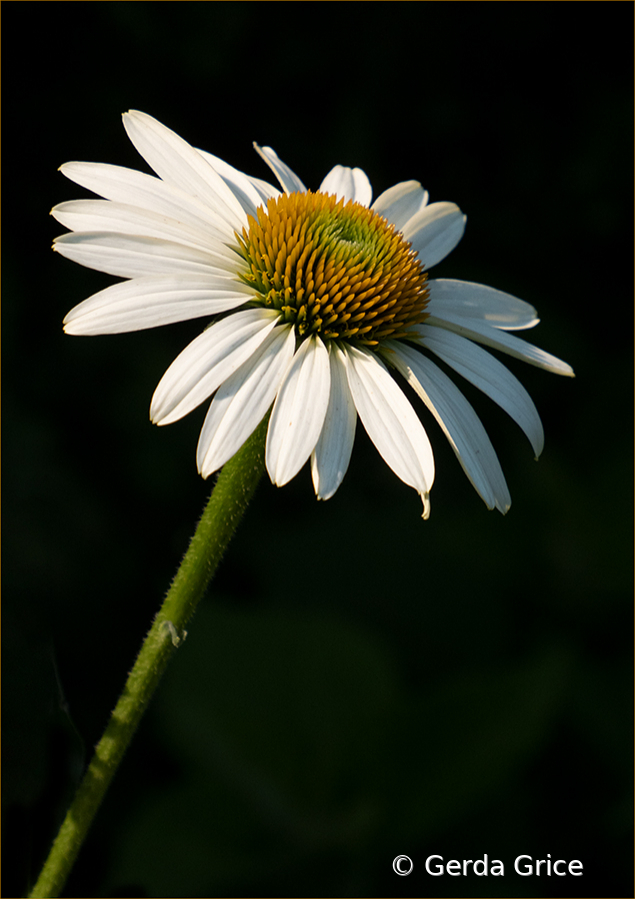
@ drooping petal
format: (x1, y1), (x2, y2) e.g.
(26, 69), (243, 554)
(253, 144), (308, 194)
(387, 342), (511, 513)
(150, 308), (280, 425)
(319, 165), (372, 207)
(51, 199), (239, 260)
(311, 343), (357, 501)
(415, 325), (544, 457)
(422, 314), (575, 376)
(372, 180), (429, 232)
(266, 334), (330, 486)
(63, 274), (255, 335)
(58, 162), (236, 248)
(122, 111), (247, 230)
(342, 344), (434, 517)
(401, 201), (466, 269)
(426, 278), (540, 330)
(53, 232), (238, 279)
(197, 324), (296, 477)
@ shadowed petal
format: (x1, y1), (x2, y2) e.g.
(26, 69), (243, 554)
(196, 147), (279, 217)
(319, 166), (372, 206)
(422, 314), (575, 376)
(426, 279), (540, 330)
(253, 144), (308, 194)
(372, 181), (429, 232)
(401, 202), (466, 269)
(388, 342), (511, 513)
(416, 325), (544, 457)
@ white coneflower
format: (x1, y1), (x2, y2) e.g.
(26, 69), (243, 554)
(53, 111), (573, 518)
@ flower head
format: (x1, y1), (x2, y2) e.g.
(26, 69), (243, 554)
(53, 111), (574, 517)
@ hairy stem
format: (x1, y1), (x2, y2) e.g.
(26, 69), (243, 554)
(28, 417), (268, 898)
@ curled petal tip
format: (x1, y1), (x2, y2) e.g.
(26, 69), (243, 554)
(421, 492), (431, 520)
(150, 408), (167, 427)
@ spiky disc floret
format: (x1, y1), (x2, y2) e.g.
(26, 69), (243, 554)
(237, 191), (430, 345)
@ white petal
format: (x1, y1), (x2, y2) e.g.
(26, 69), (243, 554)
(401, 201), (466, 269)
(247, 174), (284, 205)
(150, 308), (279, 425)
(319, 166), (372, 206)
(253, 144), (308, 194)
(59, 162), (235, 247)
(387, 342), (511, 513)
(416, 325), (544, 457)
(311, 343), (357, 500)
(197, 324), (296, 477)
(195, 147), (279, 217)
(51, 199), (237, 259)
(422, 314), (575, 377)
(122, 111), (247, 230)
(343, 344), (434, 515)
(63, 274), (254, 335)
(426, 279), (540, 330)
(372, 180), (429, 231)
(266, 335), (330, 486)
(53, 232), (240, 280)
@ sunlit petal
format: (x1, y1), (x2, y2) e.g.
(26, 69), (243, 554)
(63, 273), (254, 335)
(266, 334), (330, 486)
(197, 324), (295, 477)
(123, 110), (246, 230)
(343, 344), (434, 517)
(311, 343), (357, 501)
(150, 309), (279, 425)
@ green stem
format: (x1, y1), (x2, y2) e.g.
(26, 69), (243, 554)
(28, 416), (269, 899)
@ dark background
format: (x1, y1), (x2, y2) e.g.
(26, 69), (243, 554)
(3, 3), (632, 898)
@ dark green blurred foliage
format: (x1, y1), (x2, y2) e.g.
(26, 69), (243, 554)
(2, 3), (632, 898)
